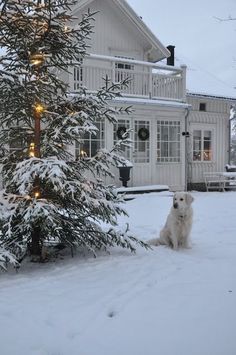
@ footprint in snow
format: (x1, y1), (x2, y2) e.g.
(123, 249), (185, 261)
(107, 310), (116, 318)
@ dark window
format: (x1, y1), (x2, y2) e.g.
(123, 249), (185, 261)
(199, 103), (206, 111)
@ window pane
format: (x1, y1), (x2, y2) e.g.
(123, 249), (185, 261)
(91, 140), (99, 157)
(161, 126), (168, 141)
(161, 142), (168, 157)
(203, 130), (212, 161)
(10, 137), (23, 150)
(169, 126), (178, 141)
(75, 119), (105, 159)
(169, 142), (179, 157)
(193, 150), (201, 161)
(193, 130), (202, 161)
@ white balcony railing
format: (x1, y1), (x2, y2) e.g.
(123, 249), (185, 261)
(70, 53), (187, 102)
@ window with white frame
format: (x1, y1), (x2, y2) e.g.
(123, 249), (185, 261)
(193, 129), (212, 161)
(157, 120), (180, 162)
(115, 56), (134, 83)
(9, 137), (23, 152)
(73, 58), (84, 91)
(113, 119), (131, 160)
(75, 119), (105, 159)
(9, 132), (30, 154)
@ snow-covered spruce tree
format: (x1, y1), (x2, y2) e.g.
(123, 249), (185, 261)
(0, 0), (148, 269)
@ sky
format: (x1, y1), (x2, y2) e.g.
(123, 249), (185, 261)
(0, 0), (235, 97)
(127, 0), (236, 97)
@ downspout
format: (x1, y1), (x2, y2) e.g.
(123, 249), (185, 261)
(228, 105), (236, 164)
(184, 106), (190, 191)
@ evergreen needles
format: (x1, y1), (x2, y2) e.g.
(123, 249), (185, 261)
(0, 0), (148, 270)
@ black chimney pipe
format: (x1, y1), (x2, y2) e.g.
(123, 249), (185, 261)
(167, 45), (175, 66)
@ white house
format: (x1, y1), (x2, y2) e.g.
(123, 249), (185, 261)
(64, 0), (236, 191)
(0, 0), (231, 193)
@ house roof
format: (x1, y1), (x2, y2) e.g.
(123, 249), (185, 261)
(187, 92), (236, 102)
(71, 0), (170, 62)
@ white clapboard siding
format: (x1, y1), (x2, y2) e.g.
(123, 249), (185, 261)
(187, 95), (230, 114)
(72, 0), (146, 61)
(187, 95), (231, 184)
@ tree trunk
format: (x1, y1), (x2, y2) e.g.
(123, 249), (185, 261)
(30, 226), (41, 261)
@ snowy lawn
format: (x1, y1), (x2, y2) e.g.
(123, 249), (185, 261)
(0, 191), (236, 355)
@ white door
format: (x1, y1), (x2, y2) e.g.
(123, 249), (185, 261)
(131, 119), (152, 186)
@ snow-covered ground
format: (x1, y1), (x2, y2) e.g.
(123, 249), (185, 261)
(1, 191), (236, 355)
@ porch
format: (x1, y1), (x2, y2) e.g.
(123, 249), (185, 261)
(69, 53), (187, 102)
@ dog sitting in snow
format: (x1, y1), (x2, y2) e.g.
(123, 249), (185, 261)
(149, 192), (194, 250)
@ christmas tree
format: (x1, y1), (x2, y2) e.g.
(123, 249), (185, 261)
(0, 0), (147, 270)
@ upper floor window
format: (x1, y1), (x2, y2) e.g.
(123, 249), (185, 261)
(115, 63), (133, 71)
(115, 56), (134, 83)
(193, 129), (212, 161)
(199, 102), (206, 111)
(157, 120), (180, 162)
(75, 120), (105, 159)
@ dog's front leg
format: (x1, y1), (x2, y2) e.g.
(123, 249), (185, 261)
(181, 236), (191, 249)
(170, 234), (178, 250)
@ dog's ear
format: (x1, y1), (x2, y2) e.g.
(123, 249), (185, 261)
(173, 193), (177, 204)
(186, 193), (194, 205)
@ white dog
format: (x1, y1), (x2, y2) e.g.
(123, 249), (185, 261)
(149, 192), (194, 250)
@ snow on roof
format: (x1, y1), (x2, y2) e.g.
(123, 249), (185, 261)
(114, 97), (190, 109)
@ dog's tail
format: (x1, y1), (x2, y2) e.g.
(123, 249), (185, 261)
(147, 237), (162, 246)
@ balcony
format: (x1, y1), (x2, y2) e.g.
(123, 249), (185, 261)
(70, 53), (187, 102)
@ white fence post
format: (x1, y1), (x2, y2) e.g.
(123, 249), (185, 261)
(148, 67), (153, 99)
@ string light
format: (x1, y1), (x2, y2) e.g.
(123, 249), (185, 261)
(29, 142), (35, 157)
(34, 191), (40, 198)
(80, 150), (87, 158)
(30, 53), (45, 66)
(35, 103), (44, 113)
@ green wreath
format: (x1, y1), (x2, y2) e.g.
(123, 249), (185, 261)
(117, 126), (127, 140)
(138, 127), (149, 141)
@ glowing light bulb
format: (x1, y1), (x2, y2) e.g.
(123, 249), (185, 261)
(35, 103), (44, 113)
(80, 150), (87, 159)
(29, 142), (35, 157)
(34, 191), (40, 198)
(30, 53), (44, 66)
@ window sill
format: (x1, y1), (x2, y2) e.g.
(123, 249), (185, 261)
(191, 161), (215, 164)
